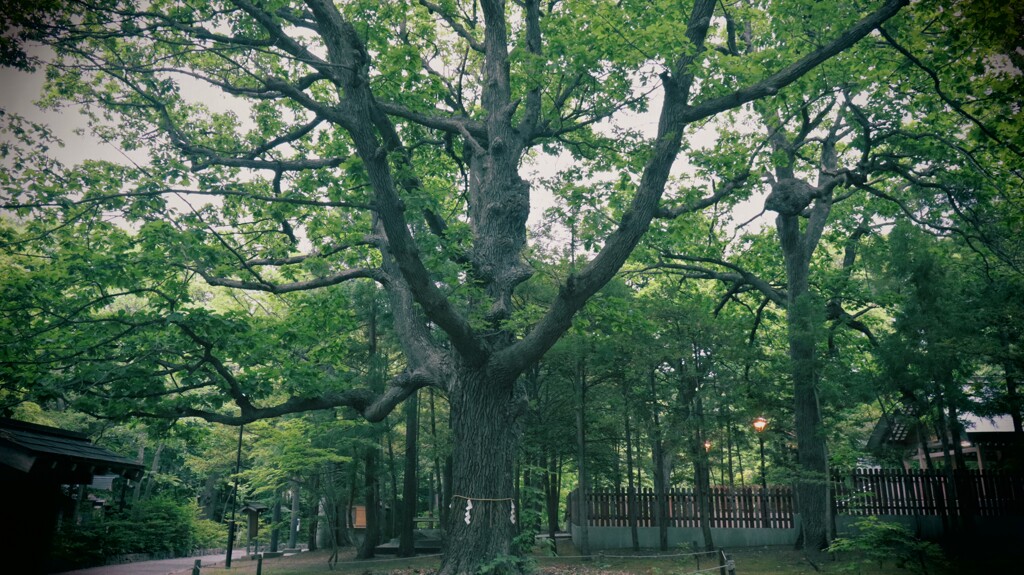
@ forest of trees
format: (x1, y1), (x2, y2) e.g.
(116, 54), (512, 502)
(1, 0), (1022, 573)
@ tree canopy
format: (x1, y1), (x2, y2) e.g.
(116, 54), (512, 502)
(4, 0), (1023, 571)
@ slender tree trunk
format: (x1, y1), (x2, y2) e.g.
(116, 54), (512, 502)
(288, 479), (300, 550)
(270, 492), (282, 552)
(307, 474), (320, 552)
(399, 390), (420, 556)
(143, 442), (164, 499)
(544, 451), (560, 544)
(624, 409), (640, 552)
(430, 388), (445, 524)
(437, 370), (520, 575)
(386, 417), (399, 540)
(132, 443), (144, 505)
(574, 364), (590, 558)
(333, 464), (353, 547)
(1002, 329), (1024, 434)
(649, 369), (669, 552)
(726, 423), (736, 488)
(934, 411), (960, 536)
(357, 448), (381, 559)
(693, 397), (715, 551)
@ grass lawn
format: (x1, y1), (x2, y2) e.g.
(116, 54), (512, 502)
(198, 538), (1015, 575)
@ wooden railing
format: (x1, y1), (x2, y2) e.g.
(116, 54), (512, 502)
(568, 486), (794, 529)
(832, 468), (1024, 518)
(568, 470), (1024, 530)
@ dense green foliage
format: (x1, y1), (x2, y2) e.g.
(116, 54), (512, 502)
(51, 497), (222, 570)
(1, 0), (1022, 571)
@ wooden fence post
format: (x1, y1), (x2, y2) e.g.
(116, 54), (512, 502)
(719, 549), (736, 575)
(191, 559), (201, 575)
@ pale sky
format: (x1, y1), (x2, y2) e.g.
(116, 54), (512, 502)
(0, 44), (768, 236)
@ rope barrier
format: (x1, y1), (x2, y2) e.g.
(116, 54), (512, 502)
(687, 565), (731, 575)
(450, 494), (516, 524)
(324, 553), (443, 566)
(254, 548), (735, 575)
(451, 494), (514, 502)
(533, 549), (718, 560)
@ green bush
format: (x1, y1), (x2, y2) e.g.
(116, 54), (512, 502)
(829, 516), (944, 574)
(51, 496), (219, 569)
(195, 518), (227, 549)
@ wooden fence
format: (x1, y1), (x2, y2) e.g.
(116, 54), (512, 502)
(568, 486), (794, 529)
(569, 470), (1024, 529)
(832, 468), (1024, 518)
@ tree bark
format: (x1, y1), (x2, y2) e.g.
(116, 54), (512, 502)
(270, 492), (282, 553)
(624, 409), (640, 552)
(437, 369), (521, 575)
(200, 474), (222, 521)
(288, 479), (300, 550)
(543, 451), (561, 545)
(1002, 329), (1024, 433)
(774, 169), (833, 551)
(429, 388), (445, 523)
(307, 473), (320, 551)
(357, 448), (381, 559)
(574, 360), (590, 558)
(399, 390), (420, 556)
(693, 397), (715, 551)
(386, 417), (400, 540)
(143, 441), (163, 499)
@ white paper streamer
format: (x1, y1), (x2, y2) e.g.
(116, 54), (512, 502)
(464, 498), (473, 525)
(510, 500), (516, 524)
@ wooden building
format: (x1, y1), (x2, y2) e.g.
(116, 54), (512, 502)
(0, 418), (144, 574)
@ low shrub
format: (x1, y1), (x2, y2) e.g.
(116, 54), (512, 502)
(828, 516), (944, 574)
(51, 497), (220, 570)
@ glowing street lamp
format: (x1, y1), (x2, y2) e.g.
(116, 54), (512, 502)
(753, 417), (768, 527)
(752, 416), (767, 434)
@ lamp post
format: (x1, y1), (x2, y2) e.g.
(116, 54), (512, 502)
(753, 417), (768, 527)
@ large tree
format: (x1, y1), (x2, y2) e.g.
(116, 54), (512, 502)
(1, 0), (909, 571)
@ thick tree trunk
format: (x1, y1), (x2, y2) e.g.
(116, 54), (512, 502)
(437, 370), (520, 575)
(777, 203), (831, 552)
(789, 291), (830, 551)
(200, 474), (221, 520)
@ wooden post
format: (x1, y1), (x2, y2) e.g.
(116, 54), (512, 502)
(191, 559), (201, 575)
(719, 549), (736, 575)
(256, 555), (263, 575)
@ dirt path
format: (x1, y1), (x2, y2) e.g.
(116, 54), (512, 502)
(53, 550), (246, 575)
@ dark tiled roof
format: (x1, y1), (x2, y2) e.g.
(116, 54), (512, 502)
(0, 418), (144, 483)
